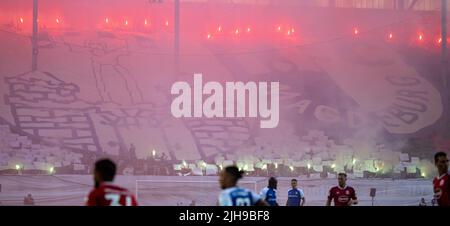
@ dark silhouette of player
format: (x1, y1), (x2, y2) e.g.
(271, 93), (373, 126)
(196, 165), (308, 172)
(86, 159), (138, 206)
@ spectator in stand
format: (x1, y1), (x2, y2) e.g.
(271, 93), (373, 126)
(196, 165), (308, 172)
(129, 143), (137, 162)
(419, 197), (427, 206)
(160, 152), (168, 161)
(23, 194), (35, 206)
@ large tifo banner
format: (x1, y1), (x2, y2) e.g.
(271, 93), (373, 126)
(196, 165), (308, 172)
(0, 0), (446, 180)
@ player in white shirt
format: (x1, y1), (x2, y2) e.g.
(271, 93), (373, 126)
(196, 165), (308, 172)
(218, 166), (268, 206)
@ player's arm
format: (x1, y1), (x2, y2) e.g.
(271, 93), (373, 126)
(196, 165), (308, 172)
(259, 188), (267, 200)
(348, 189), (358, 205)
(86, 190), (98, 206)
(300, 190), (305, 206)
(131, 195), (138, 206)
(326, 189), (333, 206)
(252, 192), (269, 206)
(285, 191), (289, 206)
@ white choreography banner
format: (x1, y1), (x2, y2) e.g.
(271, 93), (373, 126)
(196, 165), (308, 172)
(171, 74), (280, 129)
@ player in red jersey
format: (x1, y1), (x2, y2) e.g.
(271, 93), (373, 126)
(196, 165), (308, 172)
(86, 159), (138, 206)
(433, 152), (450, 206)
(326, 173), (358, 206)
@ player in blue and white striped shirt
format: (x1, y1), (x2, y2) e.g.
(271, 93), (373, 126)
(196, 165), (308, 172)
(286, 178), (305, 206)
(259, 177), (279, 206)
(218, 166), (268, 206)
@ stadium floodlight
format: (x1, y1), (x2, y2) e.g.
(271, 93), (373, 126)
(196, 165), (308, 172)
(32, 0), (38, 71)
(441, 0), (448, 88)
(152, 149), (156, 158)
(15, 164), (21, 170)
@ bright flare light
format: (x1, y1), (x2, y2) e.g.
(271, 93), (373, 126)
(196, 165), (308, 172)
(331, 164), (336, 169)
(144, 19), (148, 26)
(289, 166), (294, 171)
(438, 37), (443, 44)
(165, 20), (169, 26)
(421, 172), (426, 177)
(15, 164), (20, 170)
(247, 27), (251, 33)
(352, 159), (357, 165)
(20, 17), (24, 23)
(307, 163), (311, 169)
(125, 20), (128, 26)
(353, 28), (359, 35)
(105, 18), (109, 24)
(261, 164), (267, 170)
(217, 26), (222, 32)
(49, 167), (54, 174)
(207, 33), (211, 39)
(182, 160), (187, 167)
(274, 163), (278, 169)
(56, 18), (60, 24)
(152, 149), (156, 157)
(235, 29), (239, 35)
(418, 34), (424, 41)
(277, 26), (281, 32)
(388, 32), (393, 39)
